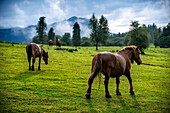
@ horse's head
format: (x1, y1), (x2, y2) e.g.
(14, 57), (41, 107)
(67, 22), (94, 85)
(132, 46), (142, 65)
(43, 51), (48, 65)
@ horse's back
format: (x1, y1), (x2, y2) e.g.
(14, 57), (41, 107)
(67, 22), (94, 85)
(26, 43), (42, 57)
(92, 52), (125, 77)
(91, 52), (116, 72)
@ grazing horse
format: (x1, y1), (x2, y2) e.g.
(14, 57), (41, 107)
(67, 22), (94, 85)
(26, 43), (48, 71)
(49, 40), (53, 46)
(56, 37), (61, 47)
(85, 46), (142, 99)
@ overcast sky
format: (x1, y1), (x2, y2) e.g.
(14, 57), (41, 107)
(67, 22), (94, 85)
(0, 0), (169, 33)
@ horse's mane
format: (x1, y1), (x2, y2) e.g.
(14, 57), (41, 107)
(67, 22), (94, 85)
(118, 46), (137, 53)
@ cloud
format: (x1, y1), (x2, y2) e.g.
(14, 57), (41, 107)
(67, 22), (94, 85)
(44, 0), (67, 23)
(53, 21), (73, 36)
(105, 0), (170, 33)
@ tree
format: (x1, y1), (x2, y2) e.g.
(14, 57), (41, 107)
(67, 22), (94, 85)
(32, 35), (40, 44)
(36, 17), (47, 43)
(61, 33), (71, 46)
(148, 23), (157, 43)
(81, 37), (92, 46)
(159, 23), (170, 48)
(89, 14), (109, 50)
(125, 20), (150, 54)
(99, 15), (109, 45)
(153, 27), (162, 48)
(72, 22), (81, 47)
(48, 27), (55, 41)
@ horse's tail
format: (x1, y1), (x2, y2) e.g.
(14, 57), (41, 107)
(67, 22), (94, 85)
(26, 43), (32, 57)
(92, 53), (102, 89)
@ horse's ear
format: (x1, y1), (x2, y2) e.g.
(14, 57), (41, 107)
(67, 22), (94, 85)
(47, 52), (48, 54)
(136, 46), (140, 50)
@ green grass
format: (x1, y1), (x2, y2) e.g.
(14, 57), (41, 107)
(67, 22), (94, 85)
(0, 42), (169, 112)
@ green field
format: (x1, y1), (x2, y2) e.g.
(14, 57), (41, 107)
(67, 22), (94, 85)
(0, 42), (169, 112)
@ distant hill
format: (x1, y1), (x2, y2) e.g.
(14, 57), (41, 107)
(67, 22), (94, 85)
(0, 16), (90, 43)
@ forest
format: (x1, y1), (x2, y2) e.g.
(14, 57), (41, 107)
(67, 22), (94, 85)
(32, 16), (170, 52)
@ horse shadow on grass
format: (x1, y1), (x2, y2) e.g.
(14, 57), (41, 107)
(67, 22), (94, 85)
(105, 95), (141, 112)
(13, 70), (45, 81)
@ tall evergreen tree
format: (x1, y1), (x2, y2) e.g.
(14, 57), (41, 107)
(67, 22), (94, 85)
(72, 22), (81, 47)
(99, 15), (109, 45)
(36, 17), (47, 43)
(89, 13), (99, 50)
(48, 27), (55, 41)
(153, 27), (162, 48)
(148, 23), (157, 43)
(89, 14), (109, 50)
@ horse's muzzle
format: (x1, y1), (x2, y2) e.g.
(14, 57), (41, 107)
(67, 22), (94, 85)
(137, 60), (142, 65)
(45, 63), (48, 65)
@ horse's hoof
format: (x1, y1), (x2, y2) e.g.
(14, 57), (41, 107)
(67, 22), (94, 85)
(106, 95), (112, 98)
(130, 91), (135, 95)
(116, 92), (121, 95)
(38, 68), (41, 70)
(85, 93), (91, 99)
(32, 69), (35, 71)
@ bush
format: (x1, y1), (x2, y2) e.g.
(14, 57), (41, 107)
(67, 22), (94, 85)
(159, 36), (170, 48)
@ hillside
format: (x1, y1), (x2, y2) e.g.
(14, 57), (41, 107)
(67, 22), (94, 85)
(0, 16), (90, 43)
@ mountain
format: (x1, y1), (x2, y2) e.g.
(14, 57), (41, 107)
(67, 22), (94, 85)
(0, 16), (90, 43)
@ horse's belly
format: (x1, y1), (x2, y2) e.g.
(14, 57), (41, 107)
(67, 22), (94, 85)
(110, 68), (124, 77)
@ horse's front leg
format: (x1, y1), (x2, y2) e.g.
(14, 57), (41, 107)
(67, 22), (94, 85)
(38, 57), (41, 70)
(104, 76), (112, 98)
(125, 72), (134, 95)
(116, 77), (121, 95)
(32, 56), (35, 71)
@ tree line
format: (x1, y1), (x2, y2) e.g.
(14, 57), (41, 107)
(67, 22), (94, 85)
(32, 15), (170, 52)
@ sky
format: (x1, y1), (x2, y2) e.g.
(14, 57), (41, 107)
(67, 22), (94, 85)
(0, 0), (169, 33)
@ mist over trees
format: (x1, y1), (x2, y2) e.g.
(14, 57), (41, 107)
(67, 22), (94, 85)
(32, 16), (169, 49)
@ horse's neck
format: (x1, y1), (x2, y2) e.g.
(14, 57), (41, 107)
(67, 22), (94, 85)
(117, 51), (132, 60)
(43, 49), (45, 56)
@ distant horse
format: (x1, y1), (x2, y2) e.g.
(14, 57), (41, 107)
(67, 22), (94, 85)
(49, 40), (53, 46)
(85, 46), (142, 99)
(26, 43), (48, 71)
(56, 37), (61, 47)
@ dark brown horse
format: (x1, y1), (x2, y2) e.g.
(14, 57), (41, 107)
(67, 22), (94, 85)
(26, 43), (48, 71)
(85, 46), (142, 99)
(49, 40), (53, 46)
(56, 37), (61, 47)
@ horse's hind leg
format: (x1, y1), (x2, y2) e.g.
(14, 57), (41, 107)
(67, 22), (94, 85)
(104, 76), (112, 98)
(85, 71), (98, 99)
(27, 55), (31, 70)
(32, 57), (35, 71)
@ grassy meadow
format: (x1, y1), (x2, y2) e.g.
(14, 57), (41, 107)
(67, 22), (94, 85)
(0, 42), (169, 112)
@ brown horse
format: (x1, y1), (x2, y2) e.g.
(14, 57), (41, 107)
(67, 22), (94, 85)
(49, 40), (53, 46)
(85, 46), (142, 99)
(26, 43), (48, 71)
(56, 37), (61, 47)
